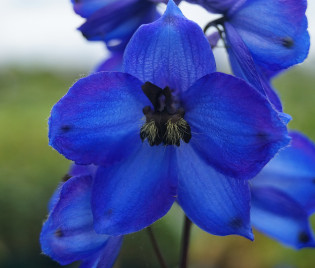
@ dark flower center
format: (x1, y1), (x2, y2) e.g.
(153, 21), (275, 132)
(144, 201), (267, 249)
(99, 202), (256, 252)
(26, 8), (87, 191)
(140, 82), (191, 147)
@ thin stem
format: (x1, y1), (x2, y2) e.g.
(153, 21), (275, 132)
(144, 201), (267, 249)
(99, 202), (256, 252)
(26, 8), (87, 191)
(203, 17), (227, 50)
(179, 215), (192, 268)
(203, 17), (225, 34)
(147, 226), (169, 268)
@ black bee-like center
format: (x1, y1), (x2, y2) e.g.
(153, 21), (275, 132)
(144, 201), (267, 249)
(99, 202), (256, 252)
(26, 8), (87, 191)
(140, 82), (192, 147)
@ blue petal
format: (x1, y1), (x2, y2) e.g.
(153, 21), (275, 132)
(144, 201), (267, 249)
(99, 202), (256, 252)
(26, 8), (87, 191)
(123, 0), (216, 92)
(229, 0), (310, 71)
(71, 0), (110, 18)
(94, 52), (124, 72)
(177, 144), (253, 239)
(69, 164), (95, 177)
(186, 0), (246, 15)
(92, 145), (177, 235)
(251, 187), (315, 249)
(79, 0), (159, 51)
(207, 31), (221, 49)
(40, 175), (112, 265)
(182, 72), (290, 180)
(80, 236), (123, 268)
(260, 78), (283, 114)
(252, 131), (315, 214)
(258, 65), (283, 80)
(49, 72), (149, 166)
(47, 183), (62, 212)
(224, 22), (283, 111)
(47, 164), (95, 212)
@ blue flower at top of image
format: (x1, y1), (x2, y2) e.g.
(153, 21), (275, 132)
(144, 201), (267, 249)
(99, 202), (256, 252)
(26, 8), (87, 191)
(188, 0), (310, 74)
(71, 0), (180, 52)
(40, 164), (123, 267)
(49, 0), (290, 239)
(223, 22), (286, 113)
(250, 131), (315, 249)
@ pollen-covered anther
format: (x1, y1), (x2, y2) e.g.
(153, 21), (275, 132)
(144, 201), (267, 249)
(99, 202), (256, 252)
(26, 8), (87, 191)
(140, 120), (159, 146)
(165, 117), (191, 146)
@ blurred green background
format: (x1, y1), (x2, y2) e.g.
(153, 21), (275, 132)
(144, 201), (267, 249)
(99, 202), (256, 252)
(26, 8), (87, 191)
(0, 65), (315, 268)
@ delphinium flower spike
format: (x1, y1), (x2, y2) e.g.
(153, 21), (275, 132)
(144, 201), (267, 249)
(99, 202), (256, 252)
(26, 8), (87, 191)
(49, 0), (289, 240)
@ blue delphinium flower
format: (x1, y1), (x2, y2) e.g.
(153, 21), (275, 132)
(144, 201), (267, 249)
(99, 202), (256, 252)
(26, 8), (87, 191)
(49, 0), (289, 239)
(40, 164), (123, 267)
(188, 0), (310, 74)
(71, 0), (179, 52)
(251, 131), (315, 249)
(71, 0), (182, 70)
(223, 22), (285, 113)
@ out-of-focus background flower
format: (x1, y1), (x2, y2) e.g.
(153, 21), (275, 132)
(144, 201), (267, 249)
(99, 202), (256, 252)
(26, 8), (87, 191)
(0, 1), (315, 267)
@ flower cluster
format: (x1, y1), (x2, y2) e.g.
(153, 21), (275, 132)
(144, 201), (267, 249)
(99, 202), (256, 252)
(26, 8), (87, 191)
(41, 0), (314, 267)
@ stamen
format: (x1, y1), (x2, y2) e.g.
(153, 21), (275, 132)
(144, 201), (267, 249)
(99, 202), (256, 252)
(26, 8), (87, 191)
(140, 82), (192, 147)
(165, 118), (191, 146)
(165, 119), (182, 146)
(140, 120), (159, 146)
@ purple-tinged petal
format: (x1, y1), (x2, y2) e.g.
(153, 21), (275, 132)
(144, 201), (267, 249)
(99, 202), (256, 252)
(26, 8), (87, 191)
(182, 72), (290, 180)
(92, 145), (177, 235)
(123, 0), (216, 92)
(95, 52), (124, 72)
(186, 0), (246, 15)
(49, 72), (150, 166)
(207, 31), (221, 49)
(80, 236), (123, 268)
(69, 164), (95, 177)
(224, 22), (283, 111)
(229, 0), (310, 71)
(224, 22), (265, 95)
(258, 65), (283, 80)
(71, 0), (113, 18)
(79, 0), (159, 52)
(177, 144), (253, 239)
(40, 176), (112, 265)
(252, 131), (315, 214)
(251, 187), (315, 249)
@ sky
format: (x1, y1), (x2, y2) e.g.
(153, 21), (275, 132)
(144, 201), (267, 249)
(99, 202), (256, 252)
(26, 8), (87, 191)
(0, 0), (314, 71)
